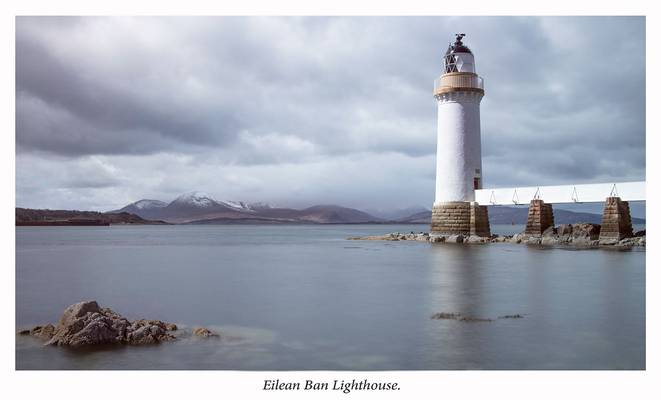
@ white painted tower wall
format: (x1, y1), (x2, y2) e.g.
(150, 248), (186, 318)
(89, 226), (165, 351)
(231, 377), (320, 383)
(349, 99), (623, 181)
(433, 51), (484, 205)
(434, 92), (483, 203)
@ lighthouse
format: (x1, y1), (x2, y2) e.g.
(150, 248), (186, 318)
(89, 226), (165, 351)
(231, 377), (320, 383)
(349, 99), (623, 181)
(431, 34), (490, 237)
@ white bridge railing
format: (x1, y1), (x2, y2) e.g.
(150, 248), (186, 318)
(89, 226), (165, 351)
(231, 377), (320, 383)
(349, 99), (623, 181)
(475, 181), (645, 205)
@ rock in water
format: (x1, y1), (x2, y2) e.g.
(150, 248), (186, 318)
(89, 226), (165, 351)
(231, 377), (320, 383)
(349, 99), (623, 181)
(498, 314), (524, 319)
(557, 224), (573, 236)
(466, 235), (488, 244)
(431, 312), (463, 320)
(430, 235), (445, 243)
(446, 234), (464, 243)
(431, 312), (493, 322)
(126, 319), (176, 345)
(192, 327), (220, 338)
(29, 324), (55, 340)
(572, 223), (600, 240)
(22, 300), (177, 347)
(542, 226), (557, 237)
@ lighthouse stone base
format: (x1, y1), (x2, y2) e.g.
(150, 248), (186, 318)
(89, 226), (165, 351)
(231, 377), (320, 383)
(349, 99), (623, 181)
(431, 201), (491, 237)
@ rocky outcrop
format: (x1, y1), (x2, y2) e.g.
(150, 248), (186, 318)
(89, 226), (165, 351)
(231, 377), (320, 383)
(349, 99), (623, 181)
(502, 224), (643, 247)
(538, 223), (601, 246)
(348, 232), (494, 244)
(39, 301), (176, 347)
(347, 225), (645, 248)
(18, 324), (56, 340)
(19, 301), (218, 348)
(347, 232), (430, 242)
(534, 223), (645, 247)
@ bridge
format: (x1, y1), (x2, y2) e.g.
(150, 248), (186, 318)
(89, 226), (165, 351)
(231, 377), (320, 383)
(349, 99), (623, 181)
(474, 181), (645, 240)
(475, 181), (645, 205)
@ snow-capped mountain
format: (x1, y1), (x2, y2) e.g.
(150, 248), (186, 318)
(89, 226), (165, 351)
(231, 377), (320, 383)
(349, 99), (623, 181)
(219, 200), (254, 211)
(132, 199), (167, 210)
(113, 192), (258, 222)
(170, 192), (219, 208)
(157, 191), (241, 221)
(219, 200), (274, 212)
(247, 202), (274, 210)
(112, 199), (168, 220)
(164, 192), (275, 213)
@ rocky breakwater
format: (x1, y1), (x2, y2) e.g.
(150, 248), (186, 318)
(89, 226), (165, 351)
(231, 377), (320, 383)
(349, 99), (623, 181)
(510, 223), (645, 247)
(347, 231), (492, 244)
(18, 300), (219, 347)
(347, 223), (645, 248)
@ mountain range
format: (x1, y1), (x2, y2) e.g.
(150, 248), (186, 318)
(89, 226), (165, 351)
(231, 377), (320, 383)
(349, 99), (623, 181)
(111, 192), (381, 224)
(110, 191), (645, 225)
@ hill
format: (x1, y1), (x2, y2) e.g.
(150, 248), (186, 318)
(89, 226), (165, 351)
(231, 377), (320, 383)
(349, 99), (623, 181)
(16, 208), (168, 226)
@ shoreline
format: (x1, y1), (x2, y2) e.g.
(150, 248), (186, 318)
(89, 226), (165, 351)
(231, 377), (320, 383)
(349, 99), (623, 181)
(348, 227), (645, 248)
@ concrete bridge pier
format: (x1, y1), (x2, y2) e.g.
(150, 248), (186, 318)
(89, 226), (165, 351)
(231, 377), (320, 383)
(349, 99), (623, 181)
(524, 199), (554, 236)
(599, 197), (633, 240)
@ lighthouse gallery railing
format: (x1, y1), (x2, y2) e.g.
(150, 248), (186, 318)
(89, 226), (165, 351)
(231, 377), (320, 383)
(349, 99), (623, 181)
(434, 73), (484, 96)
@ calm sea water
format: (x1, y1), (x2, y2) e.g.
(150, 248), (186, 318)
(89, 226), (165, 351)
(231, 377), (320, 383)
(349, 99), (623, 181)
(16, 224), (645, 370)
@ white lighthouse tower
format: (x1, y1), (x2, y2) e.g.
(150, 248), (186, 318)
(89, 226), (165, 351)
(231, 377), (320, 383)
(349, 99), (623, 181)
(431, 34), (490, 237)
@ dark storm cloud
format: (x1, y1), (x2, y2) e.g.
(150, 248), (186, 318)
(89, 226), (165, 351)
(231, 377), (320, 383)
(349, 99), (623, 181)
(15, 17), (645, 210)
(16, 20), (241, 156)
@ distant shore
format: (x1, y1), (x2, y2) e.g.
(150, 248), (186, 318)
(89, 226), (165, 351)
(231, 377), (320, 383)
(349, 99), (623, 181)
(15, 208), (169, 226)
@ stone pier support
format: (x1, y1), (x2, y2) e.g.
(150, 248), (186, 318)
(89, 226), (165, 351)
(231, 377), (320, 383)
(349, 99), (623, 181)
(599, 197), (633, 240)
(431, 201), (490, 237)
(470, 203), (491, 237)
(525, 199), (554, 236)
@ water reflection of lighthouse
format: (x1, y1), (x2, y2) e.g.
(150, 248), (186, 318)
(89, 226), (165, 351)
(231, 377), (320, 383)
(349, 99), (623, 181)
(431, 34), (490, 237)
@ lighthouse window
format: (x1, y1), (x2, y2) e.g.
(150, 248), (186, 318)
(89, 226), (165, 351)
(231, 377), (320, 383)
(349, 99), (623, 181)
(444, 55), (459, 73)
(475, 168), (481, 174)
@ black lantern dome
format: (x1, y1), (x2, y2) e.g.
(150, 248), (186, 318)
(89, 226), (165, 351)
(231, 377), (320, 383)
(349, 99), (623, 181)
(445, 33), (472, 55)
(444, 33), (472, 73)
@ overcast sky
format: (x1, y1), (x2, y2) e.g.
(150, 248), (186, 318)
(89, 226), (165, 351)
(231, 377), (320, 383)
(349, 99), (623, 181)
(15, 16), (645, 212)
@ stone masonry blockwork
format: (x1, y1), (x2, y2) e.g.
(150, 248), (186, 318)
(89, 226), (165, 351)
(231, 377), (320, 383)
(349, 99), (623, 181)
(525, 199), (554, 236)
(431, 201), (490, 236)
(599, 196), (633, 240)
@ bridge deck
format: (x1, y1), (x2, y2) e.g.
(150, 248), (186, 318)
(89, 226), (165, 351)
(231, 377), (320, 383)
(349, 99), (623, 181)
(475, 181), (645, 205)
